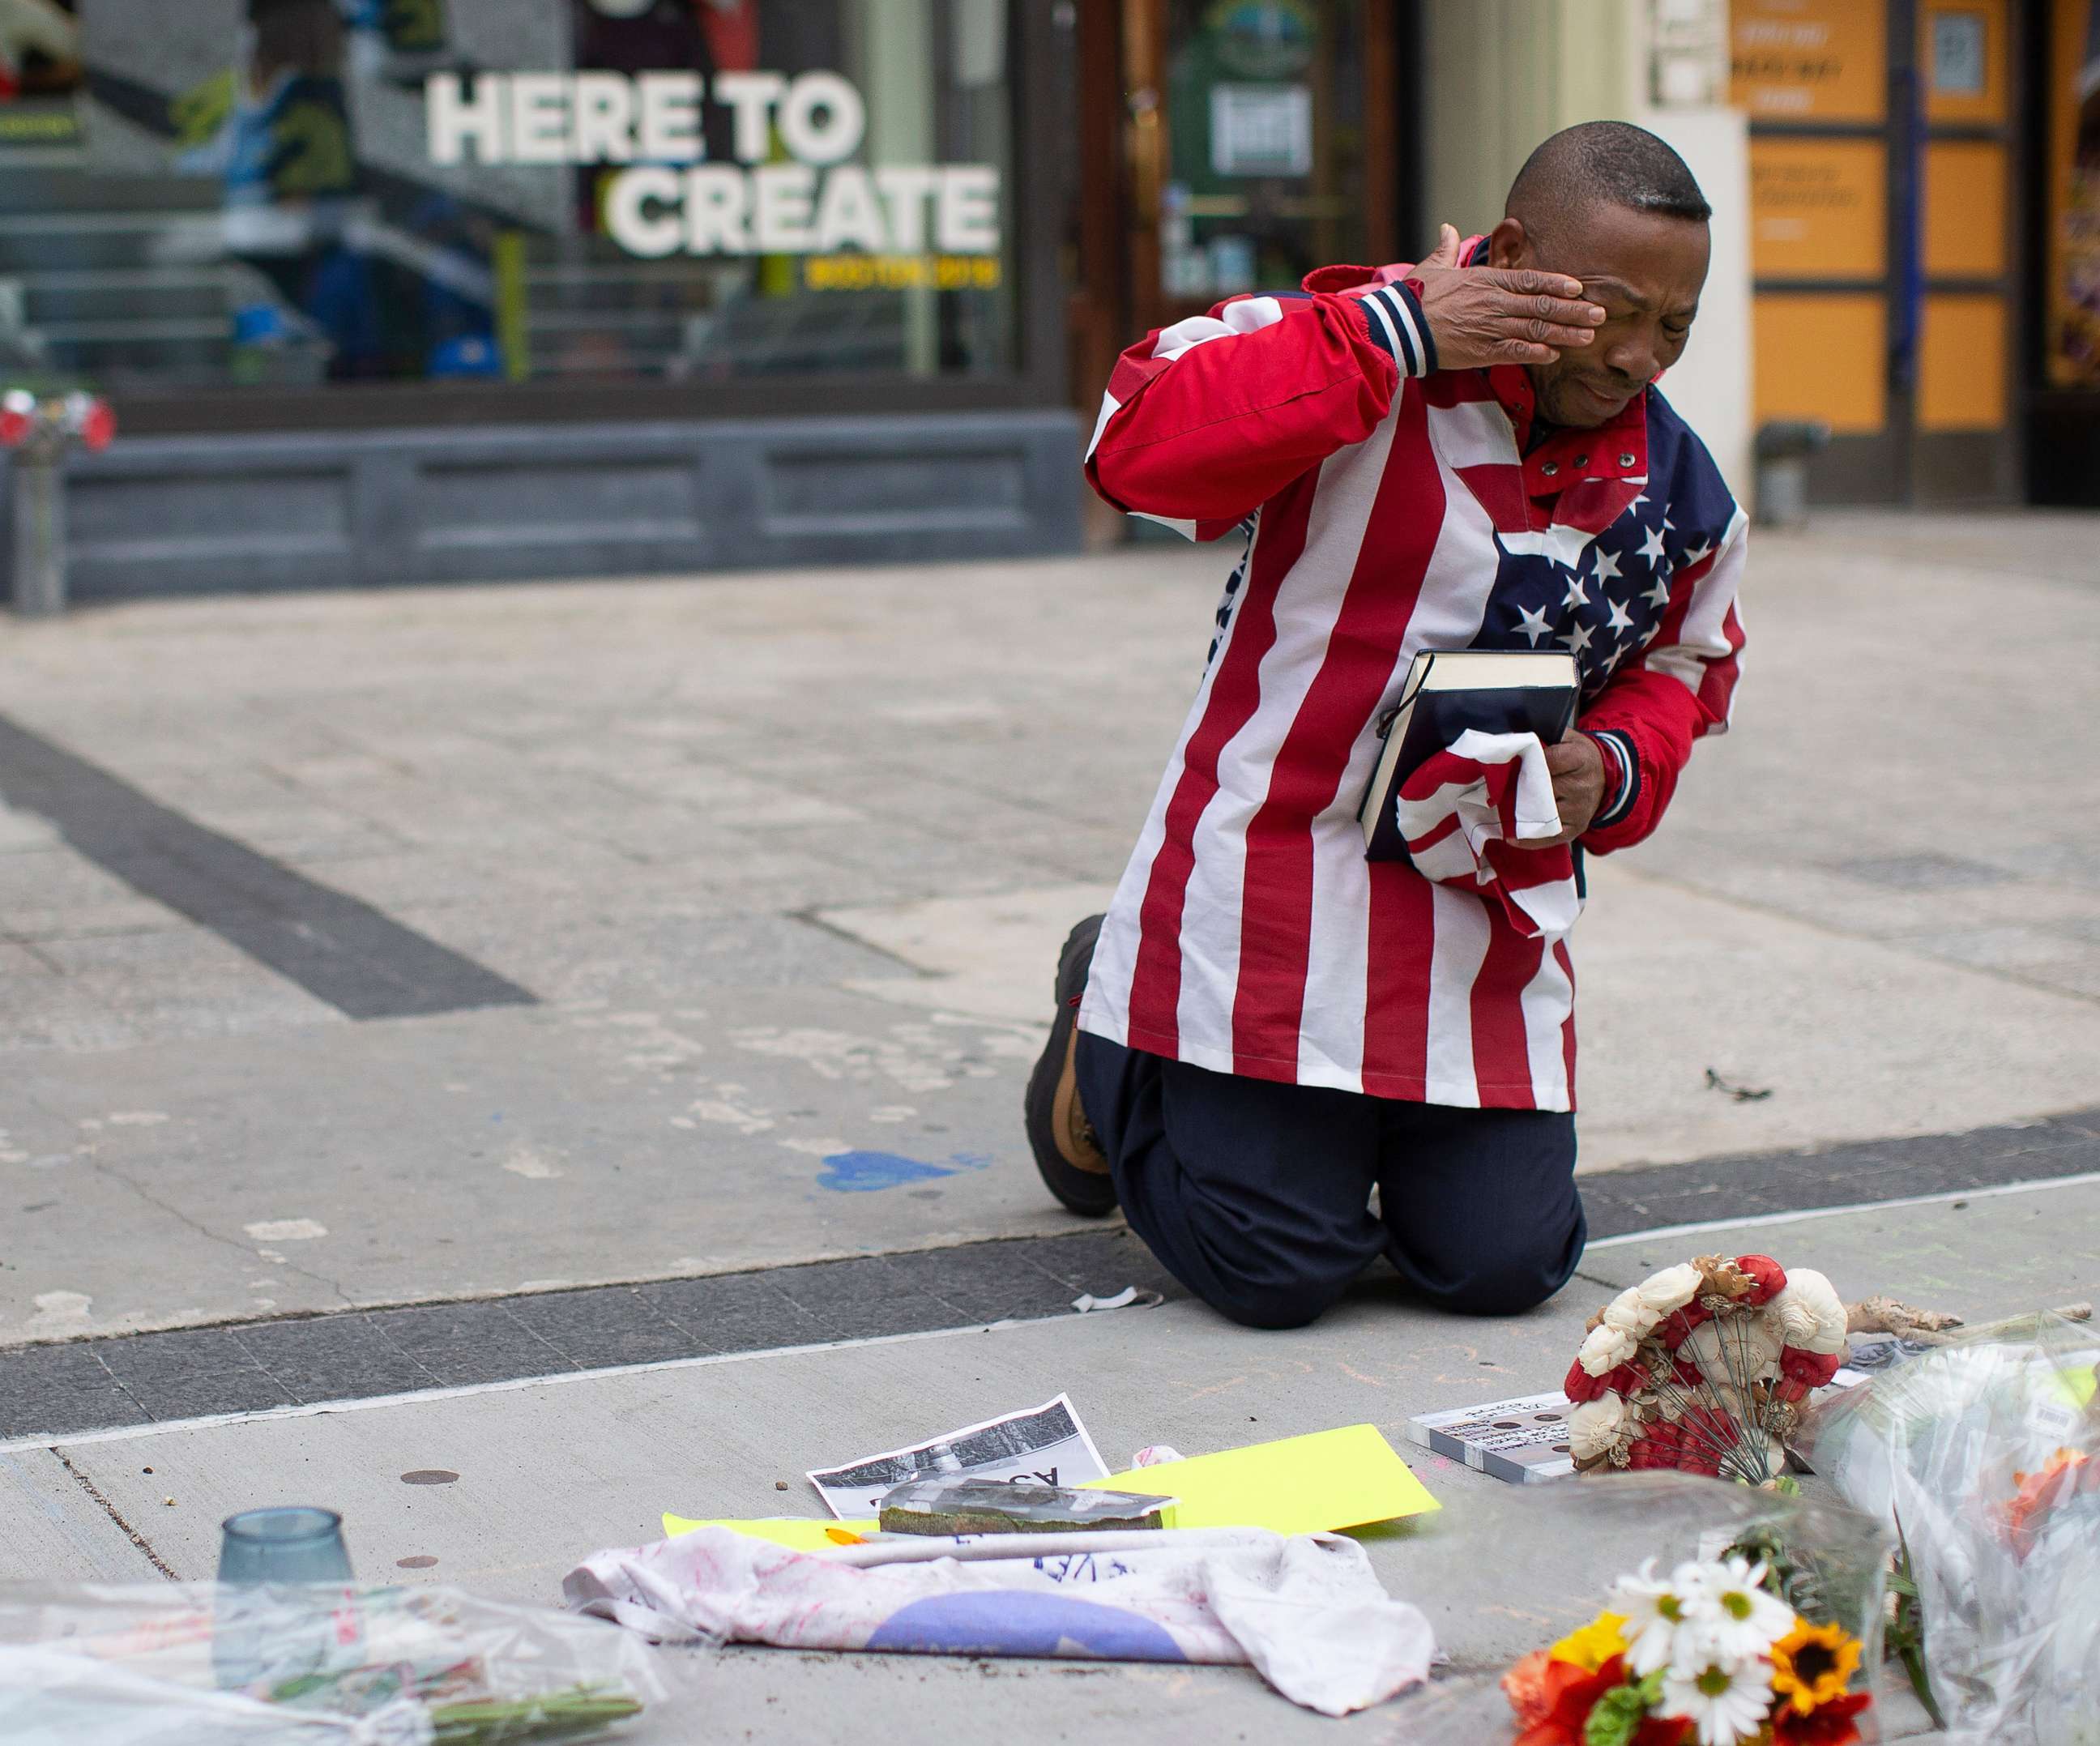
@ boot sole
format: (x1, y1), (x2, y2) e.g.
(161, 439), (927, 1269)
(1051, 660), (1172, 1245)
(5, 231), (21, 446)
(1022, 914), (1117, 1217)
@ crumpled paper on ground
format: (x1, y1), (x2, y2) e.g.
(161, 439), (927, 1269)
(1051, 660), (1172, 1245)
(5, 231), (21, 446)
(564, 1524), (1434, 1715)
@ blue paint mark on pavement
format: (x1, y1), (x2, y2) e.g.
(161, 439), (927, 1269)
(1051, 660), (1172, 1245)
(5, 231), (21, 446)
(816, 1150), (992, 1193)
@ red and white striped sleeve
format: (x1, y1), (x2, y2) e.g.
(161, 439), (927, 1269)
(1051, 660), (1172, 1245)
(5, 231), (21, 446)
(1084, 283), (1435, 540)
(1579, 507), (1748, 853)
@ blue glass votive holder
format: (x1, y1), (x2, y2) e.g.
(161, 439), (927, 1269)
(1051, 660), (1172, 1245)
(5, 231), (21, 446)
(217, 1506), (354, 1585)
(214, 1509), (356, 1690)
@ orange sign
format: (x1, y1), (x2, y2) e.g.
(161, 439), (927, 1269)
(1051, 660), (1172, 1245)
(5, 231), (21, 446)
(1923, 140), (2008, 278)
(1731, 0), (1888, 123)
(1750, 138), (1886, 280)
(1753, 293), (1887, 434)
(1919, 294), (2008, 429)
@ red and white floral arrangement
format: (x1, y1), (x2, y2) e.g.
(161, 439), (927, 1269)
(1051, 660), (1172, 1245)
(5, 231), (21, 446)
(1563, 1255), (1850, 1485)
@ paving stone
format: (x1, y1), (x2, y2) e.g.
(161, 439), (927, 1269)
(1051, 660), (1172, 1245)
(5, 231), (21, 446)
(1012, 1230), (1181, 1298)
(363, 1303), (579, 1388)
(640, 1271), (849, 1355)
(903, 1243), (1088, 1324)
(234, 1316), (443, 1403)
(90, 1328), (296, 1417)
(1580, 1112), (2100, 1239)
(767, 1255), (974, 1338)
(0, 1380), (147, 1440)
(500, 1287), (701, 1370)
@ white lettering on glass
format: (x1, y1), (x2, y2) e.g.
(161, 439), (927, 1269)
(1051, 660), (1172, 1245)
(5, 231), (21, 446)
(424, 70), (1002, 258)
(425, 71), (503, 164)
(604, 165), (684, 256)
(636, 70), (704, 161)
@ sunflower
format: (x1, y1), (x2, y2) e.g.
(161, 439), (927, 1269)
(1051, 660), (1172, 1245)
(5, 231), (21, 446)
(1770, 1618), (1863, 1716)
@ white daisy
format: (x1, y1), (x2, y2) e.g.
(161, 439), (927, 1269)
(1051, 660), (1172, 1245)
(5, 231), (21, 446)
(1608, 1559), (1700, 1676)
(1659, 1652), (1774, 1746)
(1681, 1556), (1794, 1662)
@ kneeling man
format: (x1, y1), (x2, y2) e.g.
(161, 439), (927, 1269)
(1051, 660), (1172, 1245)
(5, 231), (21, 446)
(1026, 122), (1746, 1328)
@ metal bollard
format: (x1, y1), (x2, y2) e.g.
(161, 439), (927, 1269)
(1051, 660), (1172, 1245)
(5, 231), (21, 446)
(2, 388), (114, 618)
(11, 450), (66, 617)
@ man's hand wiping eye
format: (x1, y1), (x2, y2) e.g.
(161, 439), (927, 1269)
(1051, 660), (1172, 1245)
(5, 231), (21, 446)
(1407, 224), (1607, 371)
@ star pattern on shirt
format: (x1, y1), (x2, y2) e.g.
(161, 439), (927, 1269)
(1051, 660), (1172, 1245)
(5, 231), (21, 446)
(1483, 499), (1720, 697)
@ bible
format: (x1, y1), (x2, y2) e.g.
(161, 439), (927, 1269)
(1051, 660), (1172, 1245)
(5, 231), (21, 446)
(1358, 649), (1580, 861)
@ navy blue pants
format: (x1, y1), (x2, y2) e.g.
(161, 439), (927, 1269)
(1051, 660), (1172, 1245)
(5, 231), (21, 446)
(1074, 1032), (1586, 1330)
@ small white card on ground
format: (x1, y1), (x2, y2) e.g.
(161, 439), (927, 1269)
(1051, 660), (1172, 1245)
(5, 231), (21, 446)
(806, 1394), (1111, 1518)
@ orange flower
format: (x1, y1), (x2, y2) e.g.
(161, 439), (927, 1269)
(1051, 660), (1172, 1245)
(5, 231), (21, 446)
(1505, 1653), (1691, 1746)
(1511, 1652), (1625, 1746)
(2006, 1447), (2090, 1553)
(1502, 1650), (1556, 1731)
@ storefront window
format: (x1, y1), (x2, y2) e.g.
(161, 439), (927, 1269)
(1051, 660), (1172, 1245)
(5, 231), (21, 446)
(2050, 0), (2100, 386)
(0, 0), (1018, 397)
(1159, 0), (1366, 303)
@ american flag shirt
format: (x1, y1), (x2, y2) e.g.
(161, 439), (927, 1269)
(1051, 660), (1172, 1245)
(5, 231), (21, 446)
(1078, 258), (1747, 1113)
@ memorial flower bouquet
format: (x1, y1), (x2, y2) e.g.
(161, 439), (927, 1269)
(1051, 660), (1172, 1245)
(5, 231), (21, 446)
(1500, 1552), (1875, 1746)
(1795, 1312), (2100, 1741)
(1561, 1253), (1849, 1485)
(0, 1582), (671, 1745)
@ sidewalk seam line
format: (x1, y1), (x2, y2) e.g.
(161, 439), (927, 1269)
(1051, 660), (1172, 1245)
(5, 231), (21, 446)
(1583, 1170), (2100, 1249)
(54, 1448), (179, 1580)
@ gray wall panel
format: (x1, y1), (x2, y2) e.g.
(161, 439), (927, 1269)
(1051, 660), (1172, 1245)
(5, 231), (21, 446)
(19, 409), (1082, 605)
(416, 459), (703, 544)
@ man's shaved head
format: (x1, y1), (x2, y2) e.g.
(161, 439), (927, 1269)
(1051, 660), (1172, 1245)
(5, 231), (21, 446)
(1485, 122), (1714, 429)
(1507, 121), (1712, 242)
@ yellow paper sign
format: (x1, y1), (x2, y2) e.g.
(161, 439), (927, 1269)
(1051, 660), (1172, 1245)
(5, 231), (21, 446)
(664, 1424), (1439, 1547)
(663, 1515), (875, 1549)
(1082, 1424), (1439, 1535)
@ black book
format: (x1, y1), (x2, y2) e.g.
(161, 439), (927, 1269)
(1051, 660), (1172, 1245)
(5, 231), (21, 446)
(1358, 649), (1580, 862)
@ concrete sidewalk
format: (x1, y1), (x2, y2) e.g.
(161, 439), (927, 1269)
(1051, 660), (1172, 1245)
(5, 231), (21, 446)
(3, 510), (2100, 1345)
(2, 509), (2097, 1736)
(12, 1180), (2084, 1738)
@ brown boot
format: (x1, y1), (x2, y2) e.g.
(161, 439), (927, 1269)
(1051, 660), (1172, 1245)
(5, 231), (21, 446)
(1023, 915), (1117, 1215)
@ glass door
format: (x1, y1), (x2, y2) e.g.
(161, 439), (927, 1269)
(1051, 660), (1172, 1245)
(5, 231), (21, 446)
(1125, 0), (1388, 334)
